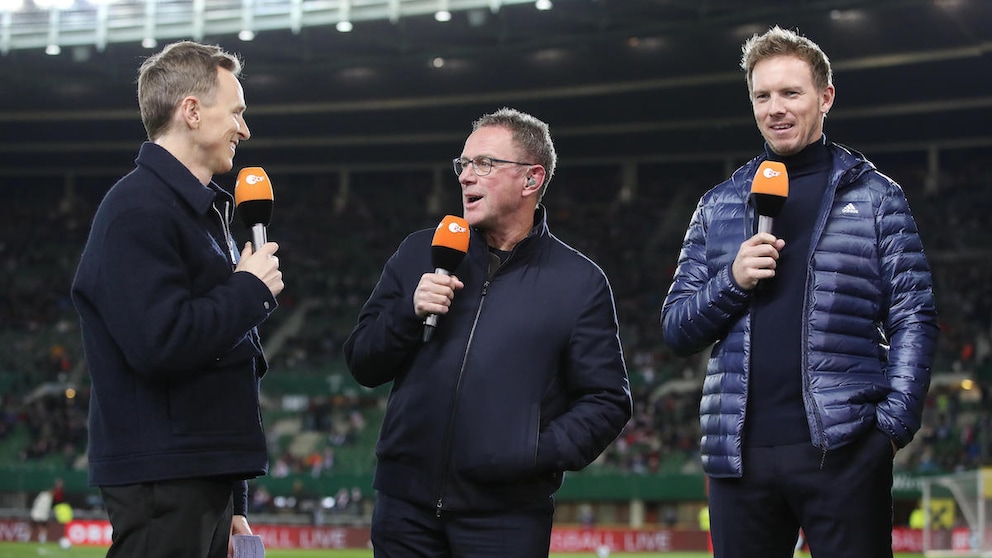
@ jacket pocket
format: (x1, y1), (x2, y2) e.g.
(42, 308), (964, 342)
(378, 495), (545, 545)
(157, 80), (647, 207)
(167, 339), (261, 436)
(454, 403), (541, 483)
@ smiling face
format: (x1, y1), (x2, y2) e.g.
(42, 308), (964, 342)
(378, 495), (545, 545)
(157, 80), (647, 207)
(750, 55), (834, 156)
(457, 125), (539, 249)
(193, 67), (250, 177)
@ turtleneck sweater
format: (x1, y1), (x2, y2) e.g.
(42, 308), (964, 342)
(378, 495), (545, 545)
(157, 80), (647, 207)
(744, 136), (832, 447)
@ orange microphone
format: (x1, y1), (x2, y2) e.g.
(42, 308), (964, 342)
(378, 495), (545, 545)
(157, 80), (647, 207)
(234, 167), (274, 250)
(423, 215), (471, 343)
(750, 161), (789, 235)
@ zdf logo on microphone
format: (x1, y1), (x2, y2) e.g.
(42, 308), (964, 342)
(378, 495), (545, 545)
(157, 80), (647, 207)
(762, 167), (782, 179)
(447, 222), (467, 234)
(245, 174), (266, 185)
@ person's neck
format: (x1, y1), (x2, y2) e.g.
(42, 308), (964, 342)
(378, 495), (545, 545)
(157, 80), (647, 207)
(154, 136), (212, 185)
(483, 208), (537, 251)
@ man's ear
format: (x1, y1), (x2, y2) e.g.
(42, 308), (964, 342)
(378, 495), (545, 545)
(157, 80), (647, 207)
(179, 96), (200, 129)
(524, 166), (546, 191)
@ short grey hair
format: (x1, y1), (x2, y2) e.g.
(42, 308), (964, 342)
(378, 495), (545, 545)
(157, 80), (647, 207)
(473, 107), (557, 199)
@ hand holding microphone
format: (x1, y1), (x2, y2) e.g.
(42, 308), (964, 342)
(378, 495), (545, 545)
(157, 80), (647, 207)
(419, 215), (470, 343)
(234, 167), (283, 297)
(732, 161), (789, 290)
(236, 241), (284, 297)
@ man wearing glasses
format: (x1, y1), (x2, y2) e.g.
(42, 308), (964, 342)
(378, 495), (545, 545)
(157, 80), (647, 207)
(345, 107), (632, 557)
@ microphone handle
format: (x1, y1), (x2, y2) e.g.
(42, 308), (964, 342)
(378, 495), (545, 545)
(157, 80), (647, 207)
(251, 223), (267, 251)
(755, 216), (776, 294)
(422, 267), (451, 343)
(757, 215), (773, 235)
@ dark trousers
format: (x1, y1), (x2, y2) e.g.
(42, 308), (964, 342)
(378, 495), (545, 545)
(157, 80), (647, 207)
(371, 492), (554, 558)
(101, 478), (233, 558)
(709, 429), (894, 558)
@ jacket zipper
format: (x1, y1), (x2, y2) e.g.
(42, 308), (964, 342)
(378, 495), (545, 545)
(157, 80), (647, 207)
(434, 276), (492, 517)
(803, 167), (842, 468)
(434, 250), (510, 516)
(800, 271), (828, 468)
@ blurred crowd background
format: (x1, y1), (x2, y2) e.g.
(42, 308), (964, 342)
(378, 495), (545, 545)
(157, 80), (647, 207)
(2, 146), (990, 518)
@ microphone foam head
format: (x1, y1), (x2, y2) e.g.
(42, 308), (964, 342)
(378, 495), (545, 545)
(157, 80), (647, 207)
(750, 161), (789, 217)
(431, 215), (470, 271)
(235, 167), (274, 227)
(235, 167), (274, 205)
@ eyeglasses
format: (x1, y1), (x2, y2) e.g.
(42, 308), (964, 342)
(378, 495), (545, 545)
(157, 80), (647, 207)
(453, 156), (534, 177)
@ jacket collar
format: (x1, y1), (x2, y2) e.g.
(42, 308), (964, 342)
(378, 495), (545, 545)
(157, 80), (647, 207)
(468, 204), (550, 267)
(134, 141), (234, 217)
(529, 204), (551, 241)
(733, 139), (875, 196)
(470, 204), (549, 247)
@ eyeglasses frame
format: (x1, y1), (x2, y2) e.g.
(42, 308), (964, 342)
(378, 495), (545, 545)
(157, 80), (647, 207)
(452, 155), (535, 177)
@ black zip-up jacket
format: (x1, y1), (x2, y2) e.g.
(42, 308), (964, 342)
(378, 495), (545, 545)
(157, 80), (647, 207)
(344, 207), (632, 513)
(71, 143), (276, 514)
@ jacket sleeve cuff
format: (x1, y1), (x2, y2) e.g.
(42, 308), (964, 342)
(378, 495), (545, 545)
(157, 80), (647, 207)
(722, 265), (749, 297)
(232, 271), (279, 317)
(233, 480), (249, 516)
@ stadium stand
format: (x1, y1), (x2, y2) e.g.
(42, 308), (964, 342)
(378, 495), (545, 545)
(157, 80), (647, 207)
(1, 148), (990, 527)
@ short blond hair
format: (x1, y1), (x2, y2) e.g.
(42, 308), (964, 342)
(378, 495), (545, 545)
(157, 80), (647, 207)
(137, 41), (243, 140)
(740, 26), (832, 95)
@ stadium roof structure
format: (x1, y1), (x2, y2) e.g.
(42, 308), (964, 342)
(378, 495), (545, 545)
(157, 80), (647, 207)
(0, 0), (552, 54)
(0, 0), (990, 174)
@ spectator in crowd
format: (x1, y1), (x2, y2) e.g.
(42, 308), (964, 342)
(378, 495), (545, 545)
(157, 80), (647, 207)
(249, 484), (273, 514)
(344, 107), (632, 557)
(71, 40), (283, 558)
(661, 26), (938, 558)
(30, 487), (53, 543)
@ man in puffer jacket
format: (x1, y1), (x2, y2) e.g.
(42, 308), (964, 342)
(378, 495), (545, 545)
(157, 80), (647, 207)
(661, 26), (937, 558)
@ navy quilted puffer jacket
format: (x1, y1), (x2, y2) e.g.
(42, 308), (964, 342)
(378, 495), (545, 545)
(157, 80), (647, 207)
(661, 143), (938, 478)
